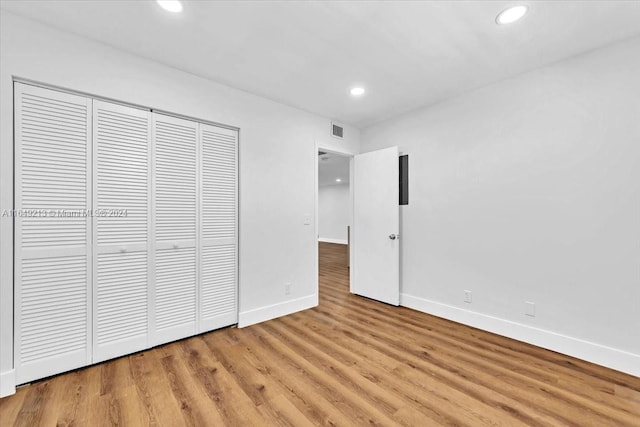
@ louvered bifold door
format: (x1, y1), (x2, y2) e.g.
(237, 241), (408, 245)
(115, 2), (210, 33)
(152, 114), (198, 345)
(199, 124), (238, 333)
(92, 101), (151, 362)
(14, 83), (92, 384)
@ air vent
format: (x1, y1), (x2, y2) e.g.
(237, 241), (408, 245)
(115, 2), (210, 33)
(331, 123), (344, 139)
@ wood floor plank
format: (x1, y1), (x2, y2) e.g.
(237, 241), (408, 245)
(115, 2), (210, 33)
(11, 381), (51, 427)
(184, 337), (265, 426)
(257, 322), (412, 426)
(170, 338), (231, 426)
(157, 347), (217, 426)
(251, 324), (400, 426)
(109, 384), (151, 427)
(228, 328), (349, 425)
(1, 241), (639, 426)
(0, 386), (27, 427)
(198, 334), (278, 408)
(257, 393), (317, 427)
(129, 350), (185, 427)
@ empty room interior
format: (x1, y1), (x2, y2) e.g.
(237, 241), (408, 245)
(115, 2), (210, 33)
(1, 0), (639, 425)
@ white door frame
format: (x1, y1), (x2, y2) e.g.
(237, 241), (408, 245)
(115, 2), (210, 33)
(315, 143), (355, 298)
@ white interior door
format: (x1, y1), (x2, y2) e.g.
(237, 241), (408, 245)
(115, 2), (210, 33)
(92, 100), (151, 362)
(14, 83), (92, 383)
(352, 146), (399, 305)
(199, 124), (238, 332)
(152, 113), (198, 345)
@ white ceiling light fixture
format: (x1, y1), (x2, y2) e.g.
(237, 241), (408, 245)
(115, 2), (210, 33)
(496, 5), (528, 25)
(157, 0), (183, 13)
(336, 178), (342, 182)
(350, 87), (365, 96)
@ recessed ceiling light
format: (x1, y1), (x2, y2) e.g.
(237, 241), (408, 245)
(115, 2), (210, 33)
(350, 87), (365, 96)
(157, 0), (183, 13)
(336, 178), (342, 182)
(496, 5), (528, 25)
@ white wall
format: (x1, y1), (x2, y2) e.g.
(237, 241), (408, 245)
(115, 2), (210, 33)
(0, 11), (360, 396)
(361, 36), (640, 376)
(318, 184), (350, 244)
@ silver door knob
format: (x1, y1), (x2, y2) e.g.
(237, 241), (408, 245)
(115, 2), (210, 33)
(389, 234), (397, 240)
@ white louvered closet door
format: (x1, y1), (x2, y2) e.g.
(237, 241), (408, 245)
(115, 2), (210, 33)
(92, 101), (151, 362)
(14, 83), (92, 384)
(199, 124), (238, 332)
(152, 114), (198, 345)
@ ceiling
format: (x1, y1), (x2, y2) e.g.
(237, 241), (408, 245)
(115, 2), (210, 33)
(2, 1), (640, 127)
(319, 152), (350, 187)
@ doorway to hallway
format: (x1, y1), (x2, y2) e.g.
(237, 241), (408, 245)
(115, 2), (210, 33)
(317, 150), (352, 300)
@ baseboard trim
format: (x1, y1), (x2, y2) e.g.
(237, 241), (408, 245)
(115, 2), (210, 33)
(0, 369), (16, 397)
(238, 294), (318, 328)
(401, 293), (640, 377)
(318, 237), (347, 245)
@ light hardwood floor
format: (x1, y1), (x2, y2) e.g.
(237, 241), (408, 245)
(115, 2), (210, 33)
(1, 242), (639, 426)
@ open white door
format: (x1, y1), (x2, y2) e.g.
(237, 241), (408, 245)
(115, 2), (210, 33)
(352, 146), (399, 305)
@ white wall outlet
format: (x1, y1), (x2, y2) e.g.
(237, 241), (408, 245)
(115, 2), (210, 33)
(525, 301), (536, 317)
(464, 290), (472, 303)
(285, 282), (292, 295)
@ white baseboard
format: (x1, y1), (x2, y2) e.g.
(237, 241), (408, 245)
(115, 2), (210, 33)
(0, 369), (16, 397)
(318, 237), (347, 245)
(401, 293), (640, 378)
(238, 294), (318, 328)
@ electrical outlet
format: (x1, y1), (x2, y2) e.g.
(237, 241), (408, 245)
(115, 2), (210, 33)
(525, 301), (536, 317)
(464, 290), (472, 303)
(303, 214), (312, 225)
(285, 282), (292, 295)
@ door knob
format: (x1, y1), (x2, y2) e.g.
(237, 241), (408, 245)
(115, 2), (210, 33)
(389, 234), (397, 240)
